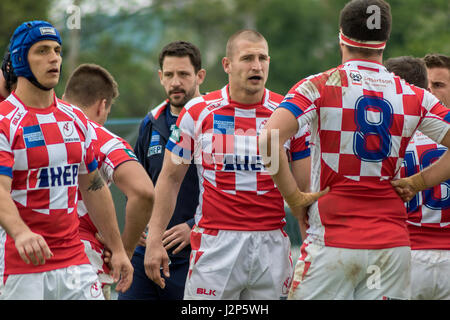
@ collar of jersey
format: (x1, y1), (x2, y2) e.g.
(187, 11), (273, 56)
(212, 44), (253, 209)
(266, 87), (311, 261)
(225, 84), (268, 108)
(10, 91), (57, 114)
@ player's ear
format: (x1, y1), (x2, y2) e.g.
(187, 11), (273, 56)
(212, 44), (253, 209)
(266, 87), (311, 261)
(222, 57), (231, 74)
(196, 69), (206, 86)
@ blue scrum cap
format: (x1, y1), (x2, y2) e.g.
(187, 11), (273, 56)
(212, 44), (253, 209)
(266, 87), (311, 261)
(9, 20), (62, 79)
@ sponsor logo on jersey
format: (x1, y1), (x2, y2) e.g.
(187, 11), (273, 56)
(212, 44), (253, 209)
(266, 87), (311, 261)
(213, 114), (234, 134)
(28, 164), (79, 189)
(40, 27), (57, 36)
(23, 125), (45, 148)
(349, 70), (362, 85)
(148, 130), (162, 156)
(124, 148), (138, 160)
(170, 125), (181, 143)
(221, 154), (264, 171)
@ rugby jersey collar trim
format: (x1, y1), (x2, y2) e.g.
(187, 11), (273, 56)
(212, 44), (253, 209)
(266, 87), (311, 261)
(224, 84), (269, 108)
(343, 59), (388, 73)
(9, 91), (57, 114)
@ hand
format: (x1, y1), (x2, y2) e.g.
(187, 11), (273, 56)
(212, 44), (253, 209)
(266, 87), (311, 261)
(144, 240), (170, 289)
(391, 178), (418, 202)
(137, 231), (147, 247)
(14, 230), (53, 266)
(286, 187), (330, 209)
(109, 250), (134, 293)
(162, 223), (191, 255)
(290, 206), (309, 242)
(95, 233), (113, 268)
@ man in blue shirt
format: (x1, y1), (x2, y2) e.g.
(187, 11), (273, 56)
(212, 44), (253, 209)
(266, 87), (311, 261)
(118, 41), (205, 300)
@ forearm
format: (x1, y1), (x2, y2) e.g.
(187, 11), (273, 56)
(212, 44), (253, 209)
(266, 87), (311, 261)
(0, 189), (30, 239)
(121, 194), (153, 256)
(79, 172), (124, 253)
(147, 177), (182, 244)
(272, 146), (301, 199)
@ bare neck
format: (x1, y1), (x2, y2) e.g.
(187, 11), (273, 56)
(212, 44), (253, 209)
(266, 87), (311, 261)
(341, 49), (383, 65)
(228, 82), (264, 105)
(14, 78), (54, 108)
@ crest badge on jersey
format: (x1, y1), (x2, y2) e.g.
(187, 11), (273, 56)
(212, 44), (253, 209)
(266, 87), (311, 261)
(58, 121), (80, 143)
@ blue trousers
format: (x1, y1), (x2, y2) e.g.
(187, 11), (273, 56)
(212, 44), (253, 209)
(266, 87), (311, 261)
(118, 251), (189, 300)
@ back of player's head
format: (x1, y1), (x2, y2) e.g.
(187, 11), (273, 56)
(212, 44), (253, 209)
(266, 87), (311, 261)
(339, 0), (391, 56)
(423, 54), (450, 71)
(9, 20), (61, 90)
(384, 56), (428, 89)
(64, 63), (118, 109)
(226, 29), (267, 59)
(1, 45), (17, 93)
(159, 41), (202, 73)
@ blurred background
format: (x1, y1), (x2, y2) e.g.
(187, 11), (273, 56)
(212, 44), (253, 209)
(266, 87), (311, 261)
(1, 0), (449, 245)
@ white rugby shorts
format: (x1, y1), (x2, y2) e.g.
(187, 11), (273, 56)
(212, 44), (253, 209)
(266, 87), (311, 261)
(184, 226), (293, 300)
(289, 239), (411, 300)
(0, 264), (104, 300)
(410, 249), (450, 300)
(81, 239), (113, 285)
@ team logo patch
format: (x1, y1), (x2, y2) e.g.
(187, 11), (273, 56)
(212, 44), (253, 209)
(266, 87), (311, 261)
(58, 121), (80, 142)
(124, 148), (138, 160)
(213, 114), (234, 134)
(90, 281), (102, 299)
(23, 125), (45, 148)
(170, 125), (181, 143)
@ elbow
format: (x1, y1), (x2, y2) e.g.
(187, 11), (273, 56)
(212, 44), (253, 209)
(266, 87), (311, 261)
(129, 184), (155, 208)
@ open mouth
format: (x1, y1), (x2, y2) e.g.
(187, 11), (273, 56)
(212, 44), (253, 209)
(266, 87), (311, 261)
(48, 68), (59, 74)
(248, 75), (262, 81)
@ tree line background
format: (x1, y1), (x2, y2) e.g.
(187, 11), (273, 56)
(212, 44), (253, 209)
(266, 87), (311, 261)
(0, 0), (448, 119)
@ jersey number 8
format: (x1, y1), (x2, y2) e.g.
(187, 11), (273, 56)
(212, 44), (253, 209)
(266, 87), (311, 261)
(353, 95), (393, 162)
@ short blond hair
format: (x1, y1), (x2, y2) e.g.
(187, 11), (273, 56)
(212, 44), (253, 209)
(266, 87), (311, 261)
(225, 29), (267, 59)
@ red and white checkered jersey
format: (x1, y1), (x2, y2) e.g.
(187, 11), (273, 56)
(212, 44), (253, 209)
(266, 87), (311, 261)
(0, 93), (98, 276)
(167, 86), (310, 231)
(401, 131), (450, 250)
(279, 59), (450, 249)
(77, 120), (138, 248)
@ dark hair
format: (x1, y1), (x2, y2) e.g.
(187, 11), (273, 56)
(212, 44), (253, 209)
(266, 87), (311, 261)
(423, 54), (450, 71)
(159, 41), (202, 73)
(1, 46), (17, 93)
(339, 0), (391, 56)
(384, 56), (428, 89)
(64, 63), (119, 108)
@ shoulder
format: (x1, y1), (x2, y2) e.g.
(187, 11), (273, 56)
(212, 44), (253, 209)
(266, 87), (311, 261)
(150, 100), (169, 120)
(56, 98), (89, 126)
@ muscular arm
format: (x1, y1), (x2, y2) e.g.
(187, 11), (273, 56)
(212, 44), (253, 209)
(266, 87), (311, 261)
(0, 175), (52, 265)
(259, 107), (328, 211)
(113, 160), (154, 259)
(144, 149), (189, 288)
(78, 169), (133, 292)
(291, 156), (311, 242)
